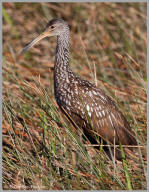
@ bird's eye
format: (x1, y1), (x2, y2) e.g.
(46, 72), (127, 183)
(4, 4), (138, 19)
(51, 26), (55, 29)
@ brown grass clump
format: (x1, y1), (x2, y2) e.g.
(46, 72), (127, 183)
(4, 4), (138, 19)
(2, 2), (146, 190)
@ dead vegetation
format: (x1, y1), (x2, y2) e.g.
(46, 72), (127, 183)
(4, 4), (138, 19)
(2, 2), (146, 190)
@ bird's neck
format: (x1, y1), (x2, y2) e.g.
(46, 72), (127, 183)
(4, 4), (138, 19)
(54, 32), (72, 88)
(54, 32), (71, 73)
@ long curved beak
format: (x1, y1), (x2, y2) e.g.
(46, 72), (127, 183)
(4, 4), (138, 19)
(20, 30), (50, 54)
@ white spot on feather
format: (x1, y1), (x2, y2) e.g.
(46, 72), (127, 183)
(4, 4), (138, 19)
(111, 113), (116, 120)
(88, 112), (92, 117)
(86, 105), (90, 112)
(93, 90), (98, 95)
(109, 114), (114, 127)
(95, 110), (99, 118)
(89, 91), (93, 97)
(100, 95), (106, 101)
(68, 94), (71, 100)
(99, 111), (102, 118)
(102, 110), (105, 116)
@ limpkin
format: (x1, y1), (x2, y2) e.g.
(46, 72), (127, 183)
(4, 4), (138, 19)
(21, 19), (137, 159)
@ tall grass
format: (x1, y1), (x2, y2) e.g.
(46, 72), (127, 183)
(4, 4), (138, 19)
(2, 2), (146, 190)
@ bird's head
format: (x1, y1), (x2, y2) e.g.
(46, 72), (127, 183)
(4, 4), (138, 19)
(21, 19), (69, 54)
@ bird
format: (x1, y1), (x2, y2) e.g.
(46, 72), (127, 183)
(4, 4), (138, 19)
(21, 18), (137, 159)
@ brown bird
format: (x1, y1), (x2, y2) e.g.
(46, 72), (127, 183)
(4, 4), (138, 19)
(21, 19), (137, 159)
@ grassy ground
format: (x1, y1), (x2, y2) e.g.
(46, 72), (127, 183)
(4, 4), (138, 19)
(2, 2), (147, 190)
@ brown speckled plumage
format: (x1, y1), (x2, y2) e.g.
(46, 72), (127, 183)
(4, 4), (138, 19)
(21, 19), (137, 158)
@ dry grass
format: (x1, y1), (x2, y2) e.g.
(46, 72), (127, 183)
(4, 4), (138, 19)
(2, 2), (146, 190)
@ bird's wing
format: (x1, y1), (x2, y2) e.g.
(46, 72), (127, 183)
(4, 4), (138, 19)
(72, 81), (136, 145)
